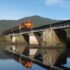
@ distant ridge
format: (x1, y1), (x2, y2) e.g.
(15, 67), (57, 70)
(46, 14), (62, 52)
(0, 15), (70, 38)
(18, 15), (58, 27)
(0, 15), (58, 33)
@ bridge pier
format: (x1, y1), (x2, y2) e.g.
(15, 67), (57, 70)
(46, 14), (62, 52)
(42, 29), (67, 47)
(5, 34), (29, 45)
(41, 29), (67, 66)
(11, 35), (17, 44)
(29, 32), (42, 56)
(5, 35), (17, 44)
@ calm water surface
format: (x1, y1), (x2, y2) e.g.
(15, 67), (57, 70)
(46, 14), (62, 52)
(0, 45), (70, 70)
(63, 58), (70, 68)
(0, 45), (47, 70)
(0, 59), (46, 70)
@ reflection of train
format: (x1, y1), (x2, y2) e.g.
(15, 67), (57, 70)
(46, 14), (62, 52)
(18, 21), (32, 30)
(21, 59), (32, 68)
(16, 57), (32, 68)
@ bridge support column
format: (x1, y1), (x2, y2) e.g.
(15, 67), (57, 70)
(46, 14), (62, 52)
(5, 34), (30, 45)
(29, 32), (41, 56)
(41, 29), (67, 66)
(11, 35), (17, 44)
(42, 29), (67, 47)
(22, 32), (40, 56)
(22, 34), (29, 46)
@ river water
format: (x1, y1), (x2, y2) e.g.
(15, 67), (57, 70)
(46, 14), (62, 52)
(0, 45), (70, 70)
(0, 59), (47, 70)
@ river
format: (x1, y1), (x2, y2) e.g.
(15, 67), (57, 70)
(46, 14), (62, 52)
(0, 45), (70, 70)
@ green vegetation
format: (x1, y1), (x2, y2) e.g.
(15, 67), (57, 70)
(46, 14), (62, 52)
(0, 36), (9, 45)
(0, 36), (6, 42)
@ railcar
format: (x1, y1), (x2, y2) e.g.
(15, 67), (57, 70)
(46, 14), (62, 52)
(18, 21), (32, 30)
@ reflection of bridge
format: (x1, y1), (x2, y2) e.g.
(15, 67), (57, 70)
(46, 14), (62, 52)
(4, 45), (69, 70)
(2, 20), (70, 66)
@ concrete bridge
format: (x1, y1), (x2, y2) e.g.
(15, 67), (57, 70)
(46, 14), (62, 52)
(2, 20), (70, 66)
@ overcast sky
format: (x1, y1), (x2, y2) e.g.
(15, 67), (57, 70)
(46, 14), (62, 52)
(0, 0), (70, 20)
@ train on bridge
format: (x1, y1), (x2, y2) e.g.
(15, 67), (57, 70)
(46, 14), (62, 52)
(17, 21), (32, 30)
(2, 19), (70, 35)
(2, 21), (33, 35)
(13, 20), (32, 31)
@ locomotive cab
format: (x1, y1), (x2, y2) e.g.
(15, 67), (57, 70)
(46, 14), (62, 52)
(19, 21), (32, 30)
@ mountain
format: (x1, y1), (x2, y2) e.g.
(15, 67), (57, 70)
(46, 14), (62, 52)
(18, 15), (58, 27)
(0, 15), (70, 38)
(0, 20), (17, 32)
(0, 15), (58, 33)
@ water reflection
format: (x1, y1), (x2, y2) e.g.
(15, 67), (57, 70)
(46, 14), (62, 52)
(0, 59), (46, 70)
(1, 45), (70, 70)
(61, 48), (70, 68)
(62, 58), (70, 68)
(3, 45), (25, 54)
(0, 45), (46, 70)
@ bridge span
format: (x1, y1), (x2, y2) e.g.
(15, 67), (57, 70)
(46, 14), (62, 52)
(2, 20), (70, 35)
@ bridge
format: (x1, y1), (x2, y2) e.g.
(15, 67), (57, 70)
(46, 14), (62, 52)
(2, 20), (70, 35)
(1, 19), (70, 67)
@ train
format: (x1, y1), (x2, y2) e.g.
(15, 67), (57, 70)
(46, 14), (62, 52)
(18, 21), (32, 30)
(2, 21), (33, 35)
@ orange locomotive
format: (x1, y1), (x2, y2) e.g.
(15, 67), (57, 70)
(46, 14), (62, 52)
(18, 21), (32, 30)
(16, 57), (32, 68)
(21, 59), (32, 68)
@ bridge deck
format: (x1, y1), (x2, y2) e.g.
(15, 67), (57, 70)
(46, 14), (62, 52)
(2, 20), (70, 35)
